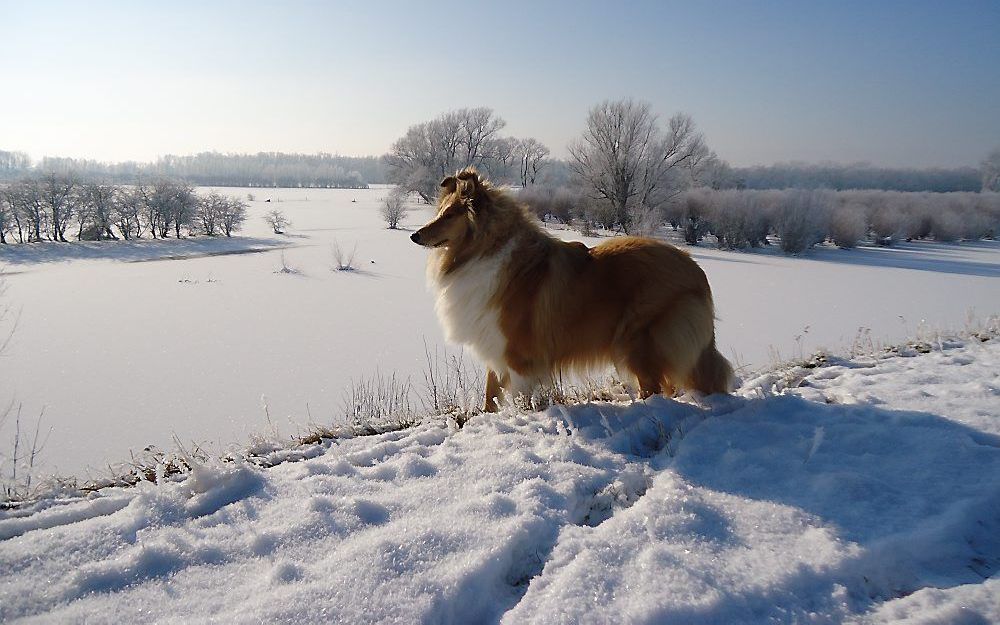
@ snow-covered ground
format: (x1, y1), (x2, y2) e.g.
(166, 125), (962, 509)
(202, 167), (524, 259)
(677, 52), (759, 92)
(1, 334), (998, 623)
(1, 186), (999, 479)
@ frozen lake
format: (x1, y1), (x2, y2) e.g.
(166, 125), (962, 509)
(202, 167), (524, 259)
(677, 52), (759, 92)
(2, 186), (999, 477)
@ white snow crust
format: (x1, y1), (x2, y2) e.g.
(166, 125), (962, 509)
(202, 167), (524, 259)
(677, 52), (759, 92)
(2, 336), (998, 623)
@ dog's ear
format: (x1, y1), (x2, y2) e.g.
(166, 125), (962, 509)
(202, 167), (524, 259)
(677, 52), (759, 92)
(440, 176), (458, 194)
(456, 169), (479, 198)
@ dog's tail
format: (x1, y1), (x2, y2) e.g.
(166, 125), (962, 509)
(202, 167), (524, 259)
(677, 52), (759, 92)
(689, 337), (734, 394)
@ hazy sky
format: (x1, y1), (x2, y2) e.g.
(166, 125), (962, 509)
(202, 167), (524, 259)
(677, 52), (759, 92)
(2, 0), (998, 167)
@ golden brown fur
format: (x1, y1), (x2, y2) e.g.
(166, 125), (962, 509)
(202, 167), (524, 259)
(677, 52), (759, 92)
(411, 168), (733, 411)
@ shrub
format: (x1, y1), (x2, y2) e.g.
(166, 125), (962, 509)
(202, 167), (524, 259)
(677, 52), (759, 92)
(332, 240), (357, 271)
(829, 201), (867, 248)
(518, 186), (578, 224)
(264, 209), (290, 234)
(774, 190), (830, 253)
(676, 189), (713, 244)
(380, 188), (408, 229)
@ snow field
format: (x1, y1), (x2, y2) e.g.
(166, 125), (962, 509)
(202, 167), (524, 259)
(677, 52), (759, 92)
(1, 335), (998, 623)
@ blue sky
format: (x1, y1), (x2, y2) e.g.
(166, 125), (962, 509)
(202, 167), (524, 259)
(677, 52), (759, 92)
(1, 0), (997, 167)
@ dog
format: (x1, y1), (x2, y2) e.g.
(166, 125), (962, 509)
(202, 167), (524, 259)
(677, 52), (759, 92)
(411, 168), (733, 412)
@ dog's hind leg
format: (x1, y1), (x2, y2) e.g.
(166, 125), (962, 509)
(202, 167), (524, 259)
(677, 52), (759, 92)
(623, 335), (666, 399)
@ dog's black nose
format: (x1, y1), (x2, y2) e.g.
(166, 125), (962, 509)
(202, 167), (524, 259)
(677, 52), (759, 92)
(410, 232), (421, 244)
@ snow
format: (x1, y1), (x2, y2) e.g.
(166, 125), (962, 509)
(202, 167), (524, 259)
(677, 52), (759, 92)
(1, 336), (998, 623)
(2, 186), (999, 478)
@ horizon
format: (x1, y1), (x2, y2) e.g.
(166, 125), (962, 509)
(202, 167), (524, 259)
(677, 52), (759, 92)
(2, 0), (998, 168)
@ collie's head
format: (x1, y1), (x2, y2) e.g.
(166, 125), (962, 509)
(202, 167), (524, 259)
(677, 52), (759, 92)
(410, 168), (488, 250)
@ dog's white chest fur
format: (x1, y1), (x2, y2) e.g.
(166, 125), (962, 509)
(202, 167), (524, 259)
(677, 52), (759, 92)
(430, 240), (517, 372)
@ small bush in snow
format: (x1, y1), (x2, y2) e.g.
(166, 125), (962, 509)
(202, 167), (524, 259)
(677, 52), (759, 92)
(380, 188), (408, 229)
(274, 251), (300, 275)
(331, 240), (357, 271)
(342, 371), (415, 428)
(264, 209), (290, 234)
(418, 343), (484, 416)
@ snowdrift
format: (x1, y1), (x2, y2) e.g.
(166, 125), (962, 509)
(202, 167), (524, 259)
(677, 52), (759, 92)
(2, 337), (999, 623)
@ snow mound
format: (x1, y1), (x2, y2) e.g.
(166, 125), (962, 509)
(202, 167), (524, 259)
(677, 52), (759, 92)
(1, 338), (998, 623)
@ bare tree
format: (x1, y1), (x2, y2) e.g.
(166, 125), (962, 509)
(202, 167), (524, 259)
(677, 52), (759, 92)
(480, 136), (518, 180)
(143, 179), (195, 238)
(196, 192), (226, 235)
(380, 187), (408, 229)
(569, 99), (709, 233)
(517, 138), (550, 187)
(40, 172), (77, 241)
(0, 189), (13, 244)
(78, 182), (119, 240)
(0, 186), (26, 243)
(143, 181), (171, 238)
(219, 197), (247, 237)
(8, 179), (46, 242)
(113, 185), (146, 239)
(385, 107), (508, 203)
(264, 209), (290, 234)
(170, 183), (198, 238)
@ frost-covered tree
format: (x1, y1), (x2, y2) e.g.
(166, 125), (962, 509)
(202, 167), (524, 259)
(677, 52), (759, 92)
(7, 179), (46, 241)
(828, 201), (867, 249)
(380, 188), (408, 229)
(143, 179), (196, 238)
(196, 192), (226, 235)
(114, 185), (146, 239)
(517, 138), (550, 187)
(169, 184), (198, 238)
(386, 107), (515, 203)
(707, 190), (771, 250)
(219, 197), (247, 237)
(0, 189), (13, 244)
(569, 99), (710, 233)
(40, 172), (77, 241)
(77, 182), (119, 240)
(264, 209), (290, 234)
(774, 190), (832, 253)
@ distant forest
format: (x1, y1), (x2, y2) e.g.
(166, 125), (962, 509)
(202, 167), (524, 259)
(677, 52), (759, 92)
(731, 163), (982, 193)
(0, 150), (382, 189)
(0, 149), (987, 193)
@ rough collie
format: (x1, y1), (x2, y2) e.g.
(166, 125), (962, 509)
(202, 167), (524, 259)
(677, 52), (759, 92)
(411, 168), (733, 412)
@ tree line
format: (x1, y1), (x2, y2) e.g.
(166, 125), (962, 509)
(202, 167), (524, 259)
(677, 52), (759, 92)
(521, 184), (1000, 253)
(731, 162), (983, 193)
(0, 176), (248, 244)
(382, 99), (998, 252)
(0, 151), (379, 189)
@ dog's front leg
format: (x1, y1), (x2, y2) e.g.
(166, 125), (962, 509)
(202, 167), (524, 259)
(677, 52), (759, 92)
(484, 369), (511, 412)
